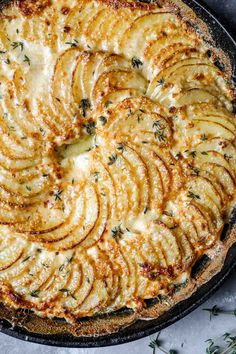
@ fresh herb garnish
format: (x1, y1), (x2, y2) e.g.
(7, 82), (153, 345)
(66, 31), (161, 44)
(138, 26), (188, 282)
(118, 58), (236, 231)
(11, 41), (24, 51)
(108, 154), (118, 166)
(156, 78), (165, 86)
(224, 154), (232, 161)
(79, 98), (91, 117)
(22, 256), (31, 263)
(205, 339), (220, 354)
(41, 262), (49, 269)
(117, 143), (125, 153)
(111, 225), (123, 239)
(203, 305), (236, 320)
(153, 120), (166, 142)
(67, 256), (73, 263)
(23, 55), (30, 65)
(190, 167), (200, 176)
(93, 171), (99, 183)
(138, 0), (155, 3)
(131, 56), (143, 69)
(201, 134), (208, 141)
(187, 191), (200, 200)
(163, 210), (173, 217)
(98, 116), (107, 126)
(189, 151), (196, 158)
(39, 127), (46, 136)
(59, 264), (65, 272)
(222, 333), (236, 353)
(155, 130), (166, 142)
(149, 333), (177, 354)
(83, 120), (96, 135)
(54, 189), (63, 201)
(65, 39), (78, 47)
(104, 100), (112, 108)
(30, 290), (40, 298)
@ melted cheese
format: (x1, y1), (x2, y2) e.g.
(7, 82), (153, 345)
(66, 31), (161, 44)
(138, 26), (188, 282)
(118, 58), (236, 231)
(0, 0), (235, 322)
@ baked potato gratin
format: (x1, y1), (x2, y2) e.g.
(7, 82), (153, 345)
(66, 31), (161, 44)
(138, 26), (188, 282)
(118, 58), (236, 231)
(0, 0), (235, 336)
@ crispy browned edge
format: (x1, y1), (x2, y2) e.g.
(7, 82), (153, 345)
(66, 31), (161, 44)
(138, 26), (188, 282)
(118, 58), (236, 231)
(0, 0), (235, 338)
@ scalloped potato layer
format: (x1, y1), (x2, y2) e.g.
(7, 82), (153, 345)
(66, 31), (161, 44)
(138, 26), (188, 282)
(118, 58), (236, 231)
(0, 0), (235, 321)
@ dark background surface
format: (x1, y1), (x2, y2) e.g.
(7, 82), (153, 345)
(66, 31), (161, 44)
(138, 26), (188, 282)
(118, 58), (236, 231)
(203, 0), (236, 33)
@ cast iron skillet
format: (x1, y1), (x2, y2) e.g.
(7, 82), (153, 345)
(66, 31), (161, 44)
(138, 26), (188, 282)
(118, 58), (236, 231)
(0, 0), (235, 347)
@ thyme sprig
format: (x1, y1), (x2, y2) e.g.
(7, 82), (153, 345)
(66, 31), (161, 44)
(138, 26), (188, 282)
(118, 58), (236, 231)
(149, 333), (177, 354)
(205, 333), (236, 354)
(153, 120), (166, 142)
(83, 120), (96, 135)
(203, 305), (236, 320)
(205, 339), (220, 354)
(23, 54), (31, 65)
(201, 134), (208, 141)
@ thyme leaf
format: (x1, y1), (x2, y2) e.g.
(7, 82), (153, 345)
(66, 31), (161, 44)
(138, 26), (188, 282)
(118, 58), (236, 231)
(187, 191), (200, 200)
(205, 339), (220, 354)
(203, 305), (236, 320)
(111, 225), (123, 239)
(149, 333), (177, 354)
(54, 189), (63, 201)
(11, 41), (24, 51)
(30, 289), (40, 298)
(153, 120), (166, 142)
(156, 78), (165, 86)
(79, 98), (91, 117)
(117, 143), (125, 153)
(201, 134), (208, 141)
(23, 55), (31, 65)
(98, 116), (107, 126)
(65, 39), (78, 47)
(189, 151), (196, 158)
(131, 56), (143, 69)
(107, 154), (118, 166)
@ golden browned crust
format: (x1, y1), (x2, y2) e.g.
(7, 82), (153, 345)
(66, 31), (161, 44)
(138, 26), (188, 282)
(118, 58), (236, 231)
(15, 0), (51, 16)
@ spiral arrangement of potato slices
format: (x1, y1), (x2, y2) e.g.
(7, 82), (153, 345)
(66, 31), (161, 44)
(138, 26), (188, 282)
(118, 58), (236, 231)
(0, 0), (235, 322)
